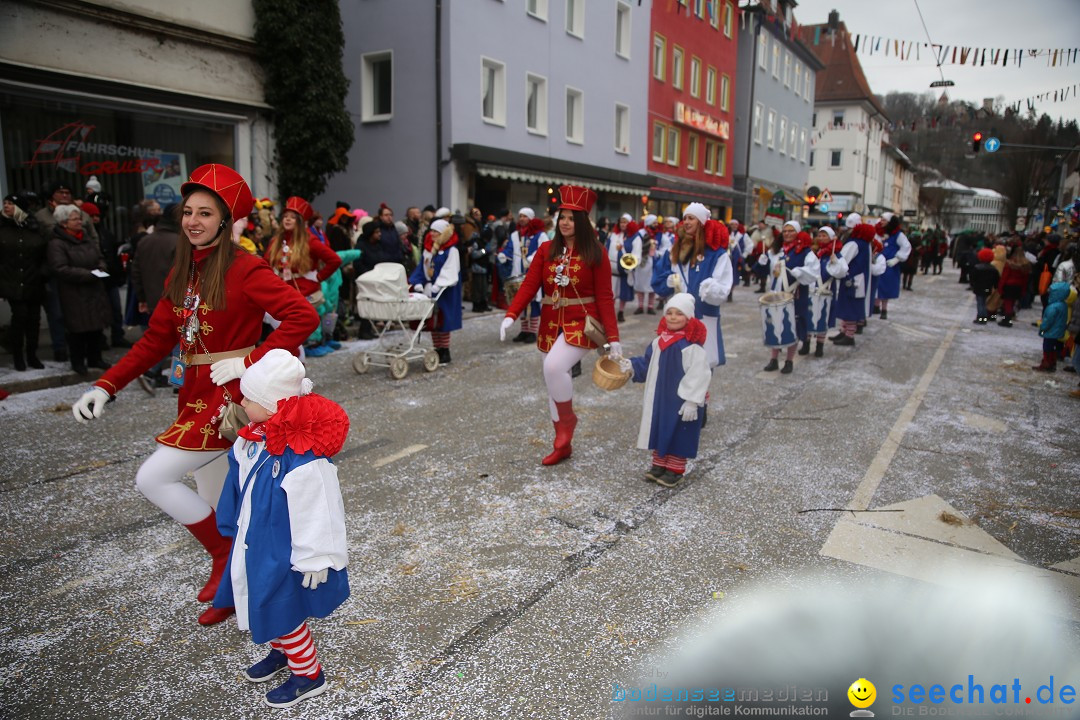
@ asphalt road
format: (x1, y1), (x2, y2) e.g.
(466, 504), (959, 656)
(1, 264), (1077, 720)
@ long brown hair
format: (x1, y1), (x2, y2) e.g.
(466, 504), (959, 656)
(266, 220), (312, 275)
(672, 223), (706, 267)
(163, 193), (235, 310)
(549, 210), (603, 266)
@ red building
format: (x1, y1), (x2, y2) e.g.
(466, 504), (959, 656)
(648, 0), (740, 220)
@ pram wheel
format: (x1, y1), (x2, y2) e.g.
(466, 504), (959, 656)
(423, 349), (440, 373)
(389, 356), (409, 380)
(353, 352), (371, 374)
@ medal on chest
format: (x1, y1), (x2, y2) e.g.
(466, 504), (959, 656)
(551, 250), (572, 304)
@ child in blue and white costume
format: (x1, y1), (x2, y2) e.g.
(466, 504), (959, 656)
(497, 207), (547, 343)
(623, 293), (711, 487)
(409, 218), (462, 364)
(213, 349), (350, 709)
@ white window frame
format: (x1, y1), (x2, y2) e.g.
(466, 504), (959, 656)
(758, 33), (767, 70)
(652, 121), (666, 162)
(720, 74), (730, 112)
(772, 41), (780, 79)
(615, 2), (631, 59)
(653, 34), (666, 81)
(614, 103), (630, 154)
(778, 116), (787, 155)
(704, 139), (716, 175)
(788, 122), (797, 158)
(687, 133), (699, 170)
(783, 51), (791, 88)
(566, 0), (585, 39)
(705, 67), (717, 105)
(723, 1), (733, 37)
(766, 108), (776, 149)
(689, 56), (701, 98)
(829, 149), (843, 168)
(565, 86), (584, 144)
(832, 110), (845, 128)
(527, 0), (548, 21)
(753, 102), (764, 145)
(481, 57), (506, 126)
(809, 150), (815, 168)
(793, 61), (801, 97)
(694, 0), (704, 18)
(666, 126), (679, 166)
(716, 143), (726, 177)
(672, 46), (685, 90)
(361, 50), (393, 122)
(804, 68), (813, 103)
(710, 1), (720, 29)
(799, 128), (807, 163)
(526, 73), (548, 136)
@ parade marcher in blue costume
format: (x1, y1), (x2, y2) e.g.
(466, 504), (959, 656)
(726, 219), (747, 303)
(652, 202), (732, 370)
(213, 349), (350, 709)
(873, 212), (911, 320)
(757, 222), (817, 373)
(826, 219), (880, 346)
(409, 219), (462, 364)
(497, 208), (547, 343)
(607, 213), (636, 322)
(630, 214), (658, 315)
(808, 226), (842, 358)
(623, 293), (711, 488)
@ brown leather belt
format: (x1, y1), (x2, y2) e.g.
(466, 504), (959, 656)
(542, 296), (595, 308)
(186, 345), (255, 366)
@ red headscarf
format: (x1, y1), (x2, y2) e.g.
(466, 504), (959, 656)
(785, 231), (813, 255)
(656, 315), (707, 349)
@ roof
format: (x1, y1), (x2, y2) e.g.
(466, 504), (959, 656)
(922, 179), (976, 194)
(971, 187), (1006, 199)
(798, 21), (888, 119)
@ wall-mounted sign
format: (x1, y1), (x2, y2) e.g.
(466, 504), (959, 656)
(674, 102), (730, 140)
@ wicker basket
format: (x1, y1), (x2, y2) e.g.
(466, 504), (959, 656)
(592, 356), (631, 391)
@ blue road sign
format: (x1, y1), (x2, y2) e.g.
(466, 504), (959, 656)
(818, 203), (830, 213)
(984, 137), (1000, 153)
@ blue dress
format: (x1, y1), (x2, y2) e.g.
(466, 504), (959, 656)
(409, 248), (462, 332)
(651, 248), (730, 366)
(877, 231), (903, 300)
(782, 246), (812, 342)
(629, 337), (710, 458)
(832, 241), (871, 322)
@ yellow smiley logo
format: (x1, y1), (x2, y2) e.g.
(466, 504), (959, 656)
(848, 678), (876, 709)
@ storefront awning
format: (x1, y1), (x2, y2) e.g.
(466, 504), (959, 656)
(650, 172), (744, 204)
(475, 163), (647, 197)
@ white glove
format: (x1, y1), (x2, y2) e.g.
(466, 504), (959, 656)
(413, 283), (425, 293)
(617, 357), (633, 373)
(499, 316), (515, 341)
(758, 254), (769, 266)
(209, 356), (246, 386)
(497, 253), (508, 264)
(72, 386), (110, 423)
(666, 273), (679, 288)
(608, 341), (623, 358)
(302, 568), (328, 590)
(679, 400), (699, 422)
(887, 257), (900, 267)
(428, 284), (440, 298)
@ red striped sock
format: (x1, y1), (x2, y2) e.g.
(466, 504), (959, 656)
(666, 456), (687, 474)
(524, 316), (540, 334)
(431, 331), (451, 349)
(275, 623), (322, 679)
(842, 320), (857, 337)
(652, 450), (665, 467)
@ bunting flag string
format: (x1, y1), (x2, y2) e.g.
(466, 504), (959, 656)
(801, 27), (1077, 69)
(1004, 83), (1080, 115)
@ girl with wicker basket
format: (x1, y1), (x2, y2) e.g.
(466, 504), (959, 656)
(621, 293), (710, 487)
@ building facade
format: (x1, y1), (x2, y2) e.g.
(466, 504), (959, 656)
(646, 0), (739, 221)
(0, 0), (273, 230)
(921, 179), (1010, 234)
(319, 0), (652, 220)
(800, 17), (891, 221)
(731, 0), (822, 226)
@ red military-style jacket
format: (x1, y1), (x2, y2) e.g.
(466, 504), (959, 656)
(96, 249), (319, 451)
(506, 240), (619, 352)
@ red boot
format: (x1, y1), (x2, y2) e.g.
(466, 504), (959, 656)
(184, 511), (233, 603)
(198, 605), (235, 626)
(1032, 352), (1056, 372)
(542, 400), (577, 466)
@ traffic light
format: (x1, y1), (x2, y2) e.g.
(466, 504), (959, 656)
(836, 212), (844, 224)
(547, 186), (558, 212)
(972, 132), (983, 153)
(805, 193), (818, 214)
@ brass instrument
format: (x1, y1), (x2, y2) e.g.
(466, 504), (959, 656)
(619, 253), (639, 271)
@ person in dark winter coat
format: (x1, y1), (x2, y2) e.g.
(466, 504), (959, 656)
(0, 194), (47, 370)
(46, 204), (112, 374)
(131, 204), (180, 388)
(969, 248), (1000, 324)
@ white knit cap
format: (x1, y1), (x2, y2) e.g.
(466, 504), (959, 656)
(430, 219), (450, 234)
(880, 211), (895, 223)
(845, 212), (862, 229)
(683, 202), (710, 225)
(666, 292), (696, 319)
(817, 226), (836, 239)
(728, 218), (740, 225)
(85, 175), (102, 193)
(434, 207), (451, 219)
(643, 214), (658, 226)
(620, 213), (633, 222)
(783, 220), (801, 232)
(518, 207), (535, 220)
(240, 349), (313, 413)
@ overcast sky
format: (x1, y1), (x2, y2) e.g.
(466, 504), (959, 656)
(791, 0), (1080, 126)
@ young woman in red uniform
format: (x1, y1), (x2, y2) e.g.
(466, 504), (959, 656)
(71, 165), (319, 626)
(499, 185), (621, 466)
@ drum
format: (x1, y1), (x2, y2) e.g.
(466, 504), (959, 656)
(503, 276), (523, 307)
(808, 289), (832, 334)
(759, 291), (797, 348)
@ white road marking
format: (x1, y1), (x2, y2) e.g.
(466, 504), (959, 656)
(39, 541), (187, 600)
(889, 322), (936, 340)
(1051, 558), (1080, 576)
(372, 444), (428, 468)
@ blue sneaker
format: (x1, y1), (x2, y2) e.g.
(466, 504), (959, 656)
(326, 340), (341, 350)
(244, 649), (288, 683)
(264, 671), (327, 708)
(305, 343), (332, 358)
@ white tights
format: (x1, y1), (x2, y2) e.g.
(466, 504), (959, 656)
(542, 334), (589, 420)
(134, 446), (229, 525)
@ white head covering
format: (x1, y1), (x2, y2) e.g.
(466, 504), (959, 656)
(666, 292), (696, 319)
(240, 349), (313, 414)
(880, 211), (895, 223)
(643, 214), (658, 227)
(845, 213), (862, 229)
(620, 213), (633, 222)
(682, 202), (710, 225)
(518, 207), (535, 220)
(85, 175), (102, 193)
(434, 207), (451, 219)
(728, 218), (740, 226)
(817, 226), (836, 239)
(430, 219), (450, 235)
(783, 220), (801, 233)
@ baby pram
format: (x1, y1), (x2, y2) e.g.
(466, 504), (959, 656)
(353, 263), (443, 379)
